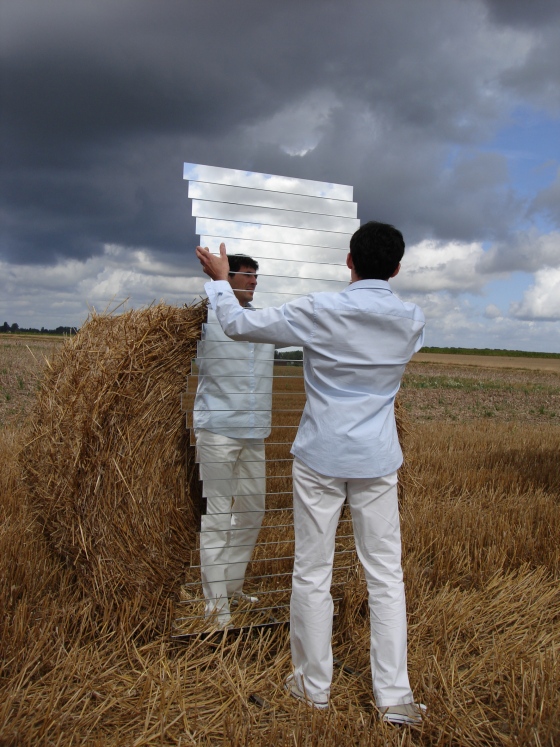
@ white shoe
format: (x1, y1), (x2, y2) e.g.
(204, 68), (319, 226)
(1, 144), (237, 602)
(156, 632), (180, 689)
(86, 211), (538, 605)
(285, 674), (328, 710)
(379, 702), (426, 725)
(230, 591), (259, 606)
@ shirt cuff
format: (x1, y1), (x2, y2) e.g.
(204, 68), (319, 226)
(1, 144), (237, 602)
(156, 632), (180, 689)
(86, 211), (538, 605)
(204, 280), (233, 310)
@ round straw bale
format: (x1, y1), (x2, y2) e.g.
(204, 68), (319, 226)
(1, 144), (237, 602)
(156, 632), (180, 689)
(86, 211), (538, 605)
(21, 302), (206, 611)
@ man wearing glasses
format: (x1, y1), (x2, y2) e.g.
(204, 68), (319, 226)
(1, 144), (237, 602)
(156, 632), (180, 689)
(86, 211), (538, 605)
(193, 254), (274, 630)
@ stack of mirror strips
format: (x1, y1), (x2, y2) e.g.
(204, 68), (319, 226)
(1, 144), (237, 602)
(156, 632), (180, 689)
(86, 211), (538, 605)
(174, 163), (360, 637)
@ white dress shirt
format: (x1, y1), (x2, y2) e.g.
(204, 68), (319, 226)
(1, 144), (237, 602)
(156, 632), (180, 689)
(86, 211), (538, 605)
(193, 308), (275, 439)
(205, 279), (425, 478)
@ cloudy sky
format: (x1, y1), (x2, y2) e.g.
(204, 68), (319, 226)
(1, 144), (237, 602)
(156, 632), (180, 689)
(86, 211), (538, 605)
(1, 0), (559, 350)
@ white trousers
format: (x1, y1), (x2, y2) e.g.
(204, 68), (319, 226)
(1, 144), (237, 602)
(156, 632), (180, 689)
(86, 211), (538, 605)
(196, 429), (266, 624)
(290, 457), (414, 707)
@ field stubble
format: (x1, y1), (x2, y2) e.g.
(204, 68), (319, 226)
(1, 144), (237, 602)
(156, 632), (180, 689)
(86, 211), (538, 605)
(0, 341), (559, 745)
(0, 336), (63, 428)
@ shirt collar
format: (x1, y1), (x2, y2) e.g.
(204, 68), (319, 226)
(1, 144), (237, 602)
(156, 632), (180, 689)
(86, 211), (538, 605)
(346, 278), (393, 292)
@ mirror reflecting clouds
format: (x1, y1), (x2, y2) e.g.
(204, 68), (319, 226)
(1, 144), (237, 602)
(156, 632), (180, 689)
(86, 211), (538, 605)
(188, 182), (358, 218)
(196, 218), (352, 251)
(192, 199), (359, 234)
(175, 163), (357, 636)
(198, 236), (347, 266)
(188, 162), (357, 309)
(183, 162), (353, 201)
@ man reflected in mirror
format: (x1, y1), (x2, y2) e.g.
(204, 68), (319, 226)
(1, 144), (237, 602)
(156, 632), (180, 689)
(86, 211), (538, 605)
(193, 254), (275, 630)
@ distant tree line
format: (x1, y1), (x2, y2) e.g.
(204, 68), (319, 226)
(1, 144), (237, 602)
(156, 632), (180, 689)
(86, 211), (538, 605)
(275, 349), (303, 366)
(1, 322), (77, 335)
(421, 346), (560, 359)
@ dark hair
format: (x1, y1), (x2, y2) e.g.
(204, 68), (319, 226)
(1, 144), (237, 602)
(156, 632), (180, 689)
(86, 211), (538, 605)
(227, 254), (259, 274)
(349, 221), (405, 280)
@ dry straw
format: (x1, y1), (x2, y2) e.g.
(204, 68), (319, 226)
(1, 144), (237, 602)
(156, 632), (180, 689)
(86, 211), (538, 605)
(21, 302), (207, 617)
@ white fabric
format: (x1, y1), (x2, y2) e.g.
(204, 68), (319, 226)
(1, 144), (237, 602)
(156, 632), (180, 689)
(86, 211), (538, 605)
(196, 429), (266, 625)
(205, 279), (425, 478)
(193, 308), (275, 439)
(290, 457), (413, 707)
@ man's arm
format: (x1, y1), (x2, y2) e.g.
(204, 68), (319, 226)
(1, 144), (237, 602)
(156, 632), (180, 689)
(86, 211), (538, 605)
(196, 242), (315, 348)
(205, 280), (315, 348)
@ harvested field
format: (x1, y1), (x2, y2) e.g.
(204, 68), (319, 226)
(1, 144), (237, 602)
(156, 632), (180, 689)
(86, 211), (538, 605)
(400, 362), (560, 423)
(0, 335), (63, 428)
(1, 331), (559, 746)
(413, 352), (560, 374)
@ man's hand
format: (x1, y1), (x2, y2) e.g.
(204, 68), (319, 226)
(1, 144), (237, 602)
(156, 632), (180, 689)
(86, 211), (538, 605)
(196, 243), (230, 281)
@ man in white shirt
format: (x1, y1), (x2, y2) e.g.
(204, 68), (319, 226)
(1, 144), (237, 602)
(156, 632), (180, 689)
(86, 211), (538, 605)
(194, 254), (275, 630)
(195, 222), (426, 725)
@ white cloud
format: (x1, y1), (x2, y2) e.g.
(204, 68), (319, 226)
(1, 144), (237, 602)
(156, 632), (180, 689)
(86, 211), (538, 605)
(484, 303), (503, 319)
(0, 246), (205, 328)
(479, 230), (560, 273)
(531, 168), (560, 223)
(392, 239), (491, 294)
(243, 89), (342, 156)
(510, 267), (560, 320)
(415, 293), (480, 338)
(400, 289), (560, 352)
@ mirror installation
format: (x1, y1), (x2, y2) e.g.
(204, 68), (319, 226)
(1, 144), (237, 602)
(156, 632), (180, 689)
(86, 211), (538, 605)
(174, 163), (359, 635)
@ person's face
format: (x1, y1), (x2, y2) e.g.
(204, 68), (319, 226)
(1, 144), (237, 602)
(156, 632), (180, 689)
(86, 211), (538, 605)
(228, 265), (258, 306)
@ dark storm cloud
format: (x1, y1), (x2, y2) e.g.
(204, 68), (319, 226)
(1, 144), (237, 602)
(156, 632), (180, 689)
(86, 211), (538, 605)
(1, 0), (559, 272)
(531, 171), (560, 224)
(246, 111), (524, 246)
(477, 229), (560, 274)
(483, 0), (560, 27)
(479, 1), (560, 108)
(2, 0), (356, 154)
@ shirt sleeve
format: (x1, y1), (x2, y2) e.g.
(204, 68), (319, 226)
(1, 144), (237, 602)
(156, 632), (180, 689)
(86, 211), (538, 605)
(205, 280), (316, 348)
(412, 306), (426, 353)
(413, 325), (425, 353)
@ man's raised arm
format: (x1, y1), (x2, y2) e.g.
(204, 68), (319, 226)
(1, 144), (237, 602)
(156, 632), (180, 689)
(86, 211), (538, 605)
(196, 243), (315, 349)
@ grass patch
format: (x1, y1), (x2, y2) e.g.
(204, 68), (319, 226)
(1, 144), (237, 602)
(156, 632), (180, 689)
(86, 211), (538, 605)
(402, 372), (560, 395)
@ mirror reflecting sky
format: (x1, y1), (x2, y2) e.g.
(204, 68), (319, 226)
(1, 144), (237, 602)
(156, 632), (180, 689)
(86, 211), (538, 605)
(175, 164), (359, 635)
(195, 218), (352, 250)
(188, 182), (357, 218)
(192, 200), (359, 234)
(185, 162), (357, 306)
(183, 163), (353, 201)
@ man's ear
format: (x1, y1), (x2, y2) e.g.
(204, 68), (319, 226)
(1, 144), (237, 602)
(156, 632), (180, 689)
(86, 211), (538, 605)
(346, 252), (354, 270)
(390, 263), (401, 279)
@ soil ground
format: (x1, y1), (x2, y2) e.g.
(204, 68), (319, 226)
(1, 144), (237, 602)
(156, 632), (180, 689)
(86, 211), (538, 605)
(413, 352), (560, 373)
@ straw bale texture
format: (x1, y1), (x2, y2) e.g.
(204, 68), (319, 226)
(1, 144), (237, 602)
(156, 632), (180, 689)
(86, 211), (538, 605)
(21, 302), (207, 612)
